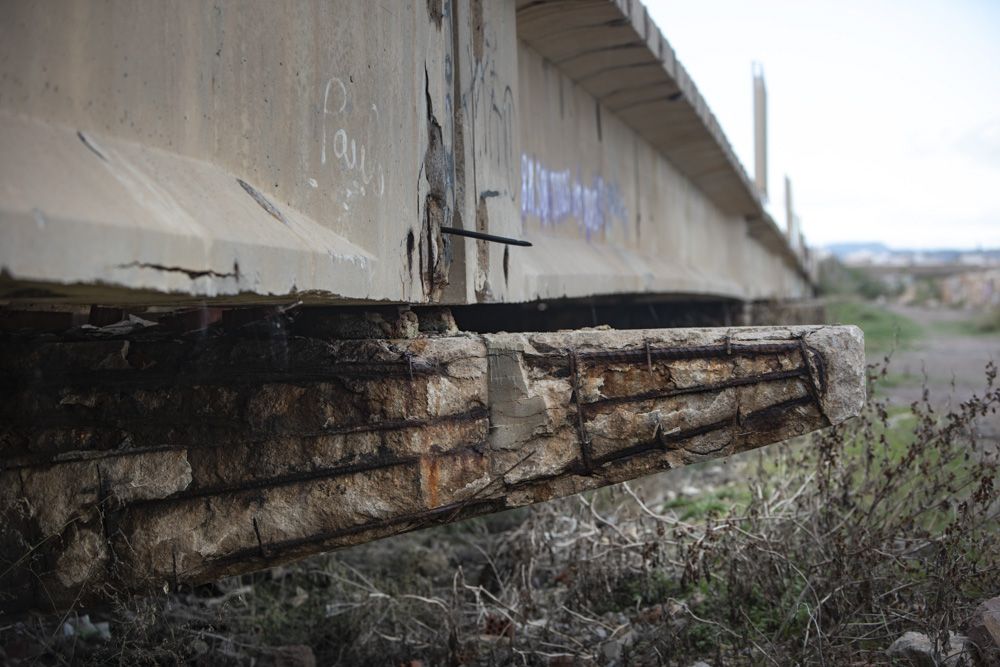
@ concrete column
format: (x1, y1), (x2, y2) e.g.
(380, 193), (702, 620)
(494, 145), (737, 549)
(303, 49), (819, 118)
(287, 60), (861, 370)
(753, 63), (768, 200)
(785, 175), (795, 240)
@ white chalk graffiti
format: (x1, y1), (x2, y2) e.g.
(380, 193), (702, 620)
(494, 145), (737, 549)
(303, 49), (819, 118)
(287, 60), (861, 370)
(467, 40), (517, 191)
(318, 76), (385, 198)
(520, 154), (628, 239)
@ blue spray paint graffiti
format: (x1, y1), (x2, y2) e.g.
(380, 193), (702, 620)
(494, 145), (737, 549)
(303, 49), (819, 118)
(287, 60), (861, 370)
(520, 154), (629, 240)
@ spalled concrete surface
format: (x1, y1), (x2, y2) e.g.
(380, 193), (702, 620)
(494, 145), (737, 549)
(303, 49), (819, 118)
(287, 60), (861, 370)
(0, 324), (863, 613)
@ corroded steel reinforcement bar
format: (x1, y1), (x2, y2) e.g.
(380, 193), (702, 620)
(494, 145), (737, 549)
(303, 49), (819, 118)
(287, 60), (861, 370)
(0, 325), (864, 613)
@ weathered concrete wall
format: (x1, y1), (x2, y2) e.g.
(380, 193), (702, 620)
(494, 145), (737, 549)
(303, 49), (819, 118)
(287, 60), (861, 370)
(0, 321), (863, 612)
(0, 0), (812, 306)
(512, 45), (811, 302)
(0, 0), (467, 303)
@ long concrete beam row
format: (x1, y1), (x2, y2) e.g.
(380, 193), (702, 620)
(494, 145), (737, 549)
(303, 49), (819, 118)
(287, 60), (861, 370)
(0, 0), (810, 306)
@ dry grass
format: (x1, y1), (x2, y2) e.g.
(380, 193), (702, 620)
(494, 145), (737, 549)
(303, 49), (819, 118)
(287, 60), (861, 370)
(3, 361), (998, 666)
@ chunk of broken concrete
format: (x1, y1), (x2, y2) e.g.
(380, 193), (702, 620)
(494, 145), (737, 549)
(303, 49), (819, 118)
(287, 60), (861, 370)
(968, 597), (1000, 667)
(887, 631), (974, 667)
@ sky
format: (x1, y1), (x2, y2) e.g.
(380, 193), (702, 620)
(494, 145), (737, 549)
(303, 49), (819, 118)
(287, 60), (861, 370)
(644, 0), (1000, 250)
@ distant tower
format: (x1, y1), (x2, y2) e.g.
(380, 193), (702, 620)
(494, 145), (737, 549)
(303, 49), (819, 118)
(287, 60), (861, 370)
(753, 62), (768, 201)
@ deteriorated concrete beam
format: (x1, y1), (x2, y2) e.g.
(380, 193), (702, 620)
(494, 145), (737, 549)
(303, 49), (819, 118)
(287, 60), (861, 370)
(0, 324), (864, 613)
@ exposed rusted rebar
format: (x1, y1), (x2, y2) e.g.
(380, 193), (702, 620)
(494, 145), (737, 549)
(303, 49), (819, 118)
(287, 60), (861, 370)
(0, 324), (864, 614)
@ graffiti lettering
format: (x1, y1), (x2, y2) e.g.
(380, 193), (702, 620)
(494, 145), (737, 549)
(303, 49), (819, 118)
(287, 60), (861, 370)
(318, 76), (385, 199)
(466, 29), (517, 192)
(520, 154), (628, 240)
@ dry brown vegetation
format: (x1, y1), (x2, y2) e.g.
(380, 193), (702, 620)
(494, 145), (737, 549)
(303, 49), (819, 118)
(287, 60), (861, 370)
(3, 360), (998, 666)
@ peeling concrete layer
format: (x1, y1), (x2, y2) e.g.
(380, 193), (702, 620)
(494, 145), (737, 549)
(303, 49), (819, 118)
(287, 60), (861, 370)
(0, 324), (863, 613)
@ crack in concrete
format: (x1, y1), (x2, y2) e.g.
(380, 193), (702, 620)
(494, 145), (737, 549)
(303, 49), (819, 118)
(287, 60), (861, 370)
(115, 261), (239, 281)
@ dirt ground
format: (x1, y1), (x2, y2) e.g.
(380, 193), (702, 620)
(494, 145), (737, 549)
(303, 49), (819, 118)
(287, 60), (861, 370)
(880, 304), (1000, 445)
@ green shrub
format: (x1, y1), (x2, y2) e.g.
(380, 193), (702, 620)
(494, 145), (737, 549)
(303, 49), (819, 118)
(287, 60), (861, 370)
(827, 299), (923, 353)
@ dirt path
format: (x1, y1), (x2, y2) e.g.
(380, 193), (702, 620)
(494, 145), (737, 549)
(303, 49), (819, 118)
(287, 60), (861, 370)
(879, 304), (999, 444)
(881, 304), (999, 406)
